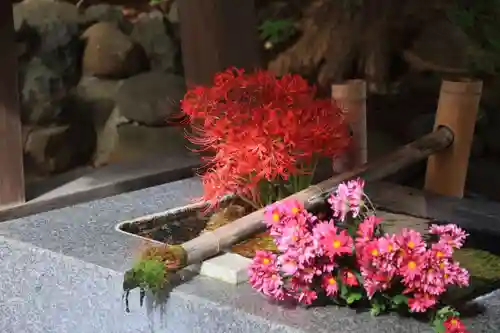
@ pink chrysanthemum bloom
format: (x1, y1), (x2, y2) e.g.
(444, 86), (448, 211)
(327, 178), (366, 221)
(395, 228), (426, 259)
(357, 215), (382, 241)
(342, 269), (359, 287)
(277, 221), (312, 252)
(399, 256), (425, 282)
(444, 317), (468, 333)
(346, 178), (365, 218)
(407, 293), (437, 313)
(361, 267), (392, 298)
(297, 288), (318, 305)
(278, 252), (301, 276)
(313, 221), (353, 258)
(248, 251), (286, 300)
(322, 274), (339, 296)
(444, 261), (470, 287)
(328, 183), (351, 221)
(429, 224), (468, 249)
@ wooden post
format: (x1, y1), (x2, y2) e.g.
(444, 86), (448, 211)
(331, 79), (368, 173)
(178, 0), (260, 87)
(0, 3), (25, 207)
(424, 78), (482, 198)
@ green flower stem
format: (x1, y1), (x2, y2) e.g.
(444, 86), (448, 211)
(238, 195), (261, 210)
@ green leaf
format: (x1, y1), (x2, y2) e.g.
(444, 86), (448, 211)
(258, 19), (296, 44)
(346, 292), (363, 304)
(370, 296), (387, 316)
(432, 319), (446, 333)
(340, 284), (349, 298)
(391, 294), (408, 306)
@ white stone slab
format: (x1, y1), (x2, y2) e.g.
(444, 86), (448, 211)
(200, 252), (252, 285)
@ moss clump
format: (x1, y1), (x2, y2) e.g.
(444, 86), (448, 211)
(122, 244), (187, 312)
(231, 231), (278, 258)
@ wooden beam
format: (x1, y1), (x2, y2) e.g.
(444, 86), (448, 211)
(0, 2), (25, 207)
(178, 0), (260, 87)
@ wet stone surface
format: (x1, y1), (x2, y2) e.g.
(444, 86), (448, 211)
(0, 178), (500, 332)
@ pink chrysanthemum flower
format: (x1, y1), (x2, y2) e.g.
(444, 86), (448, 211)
(248, 251), (287, 300)
(407, 293), (437, 313)
(342, 269), (359, 287)
(313, 222), (353, 258)
(328, 183), (351, 221)
(327, 178), (366, 221)
(322, 274), (339, 296)
(444, 317), (468, 333)
(357, 215), (382, 241)
(429, 224), (468, 249)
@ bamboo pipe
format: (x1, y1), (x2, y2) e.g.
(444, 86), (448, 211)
(331, 80), (368, 173)
(182, 126), (454, 264)
(424, 79), (482, 198)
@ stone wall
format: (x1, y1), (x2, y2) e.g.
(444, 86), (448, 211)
(14, 0), (187, 180)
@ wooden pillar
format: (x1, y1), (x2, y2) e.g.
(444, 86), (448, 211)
(0, 2), (25, 207)
(424, 78), (482, 198)
(331, 79), (368, 173)
(178, 0), (260, 87)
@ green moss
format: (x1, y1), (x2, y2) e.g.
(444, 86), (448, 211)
(231, 232), (278, 258)
(444, 248), (500, 304)
(454, 248), (500, 280)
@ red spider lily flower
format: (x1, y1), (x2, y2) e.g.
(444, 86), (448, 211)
(181, 68), (351, 208)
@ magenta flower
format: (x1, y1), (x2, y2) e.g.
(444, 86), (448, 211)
(322, 274), (339, 296)
(408, 293), (437, 313)
(357, 215), (382, 241)
(248, 251), (286, 300)
(313, 222), (353, 258)
(429, 224), (468, 249)
(327, 177), (366, 221)
(297, 288), (318, 305)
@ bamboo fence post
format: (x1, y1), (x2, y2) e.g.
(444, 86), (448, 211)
(331, 79), (368, 173)
(424, 78), (482, 198)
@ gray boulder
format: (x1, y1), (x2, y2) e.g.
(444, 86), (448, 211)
(13, 0), (81, 83)
(81, 22), (148, 79)
(20, 58), (67, 124)
(116, 71), (186, 125)
(82, 4), (132, 34)
(130, 10), (178, 73)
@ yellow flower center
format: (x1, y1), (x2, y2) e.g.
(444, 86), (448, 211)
(444, 273), (449, 279)
(262, 258), (270, 265)
(272, 213), (280, 221)
(291, 207), (299, 214)
(436, 251), (443, 258)
(371, 249), (379, 256)
(328, 278), (336, 285)
(387, 244), (393, 252)
(451, 319), (458, 326)
(408, 261), (417, 270)
(333, 240), (341, 248)
(439, 262), (445, 269)
(408, 241), (415, 249)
